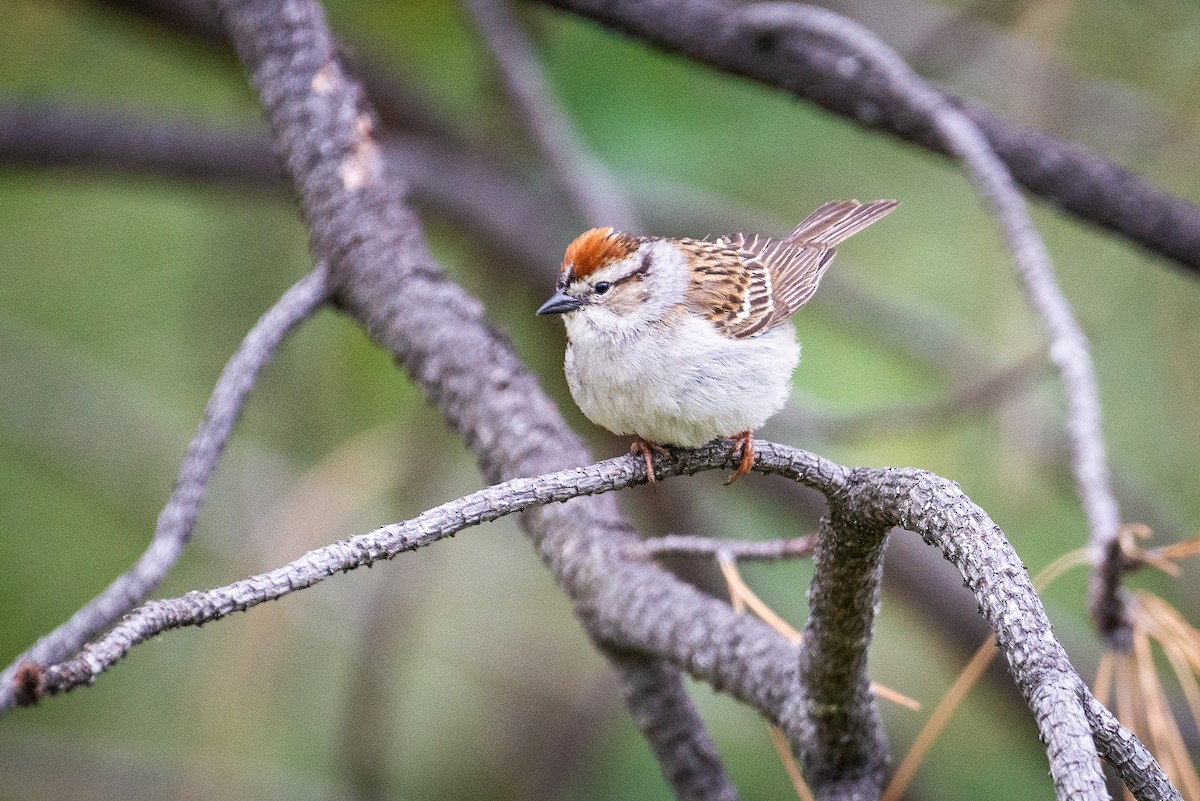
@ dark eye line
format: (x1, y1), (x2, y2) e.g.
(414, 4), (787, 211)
(590, 252), (653, 297)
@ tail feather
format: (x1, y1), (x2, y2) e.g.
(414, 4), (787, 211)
(785, 199), (899, 246)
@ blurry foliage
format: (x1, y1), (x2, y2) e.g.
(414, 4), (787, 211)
(1, 0), (1199, 799)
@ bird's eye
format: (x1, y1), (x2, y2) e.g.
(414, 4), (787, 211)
(593, 281), (612, 295)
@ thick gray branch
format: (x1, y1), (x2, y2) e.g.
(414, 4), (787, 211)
(606, 650), (739, 801)
(214, 0), (732, 795)
(794, 497), (890, 798)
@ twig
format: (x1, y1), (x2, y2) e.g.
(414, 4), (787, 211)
(463, 0), (639, 230)
(22, 454), (651, 700)
(0, 265), (330, 713)
(644, 533), (816, 561)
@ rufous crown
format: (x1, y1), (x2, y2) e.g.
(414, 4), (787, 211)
(562, 227), (638, 280)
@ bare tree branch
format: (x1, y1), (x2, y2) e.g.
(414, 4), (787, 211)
(605, 651), (740, 801)
(21, 454), (656, 699)
(14, 440), (1176, 799)
(463, 0), (639, 230)
(1086, 695), (1182, 801)
(796, 498), (890, 797)
(0, 266), (330, 713)
(539, 0), (1200, 277)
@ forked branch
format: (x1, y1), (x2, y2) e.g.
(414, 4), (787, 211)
(14, 442), (1176, 800)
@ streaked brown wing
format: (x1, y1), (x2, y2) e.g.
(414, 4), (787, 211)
(686, 200), (898, 339)
(683, 236), (827, 338)
(681, 239), (776, 338)
(732, 199), (899, 334)
(721, 234), (827, 336)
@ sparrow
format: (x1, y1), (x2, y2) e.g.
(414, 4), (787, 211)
(537, 199), (898, 484)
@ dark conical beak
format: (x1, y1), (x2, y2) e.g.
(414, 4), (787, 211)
(536, 291), (584, 315)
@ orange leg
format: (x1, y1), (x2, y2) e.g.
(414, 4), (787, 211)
(631, 437), (671, 485)
(724, 430), (755, 486)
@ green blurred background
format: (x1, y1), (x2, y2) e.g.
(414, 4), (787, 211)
(2, 0), (1199, 799)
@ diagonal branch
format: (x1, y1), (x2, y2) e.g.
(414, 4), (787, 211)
(463, 0), (639, 230)
(1086, 694), (1182, 801)
(0, 266), (330, 713)
(213, 0), (735, 796)
(605, 651), (740, 801)
(539, 0), (1200, 277)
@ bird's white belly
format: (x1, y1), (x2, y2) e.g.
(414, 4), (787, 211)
(564, 315), (801, 447)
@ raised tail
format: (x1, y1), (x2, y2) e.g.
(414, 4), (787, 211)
(784, 199), (899, 246)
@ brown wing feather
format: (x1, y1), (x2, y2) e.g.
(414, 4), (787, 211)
(681, 239), (767, 336)
(695, 199), (898, 338)
(696, 201), (902, 340)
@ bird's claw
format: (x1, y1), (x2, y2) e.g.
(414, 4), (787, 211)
(631, 437), (671, 485)
(724, 431), (755, 485)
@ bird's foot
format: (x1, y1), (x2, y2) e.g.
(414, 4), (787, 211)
(724, 431), (755, 486)
(630, 437), (671, 485)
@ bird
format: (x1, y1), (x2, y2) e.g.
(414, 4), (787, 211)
(537, 199), (898, 485)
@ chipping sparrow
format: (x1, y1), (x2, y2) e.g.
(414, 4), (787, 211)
(537, 199), (898, 484)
